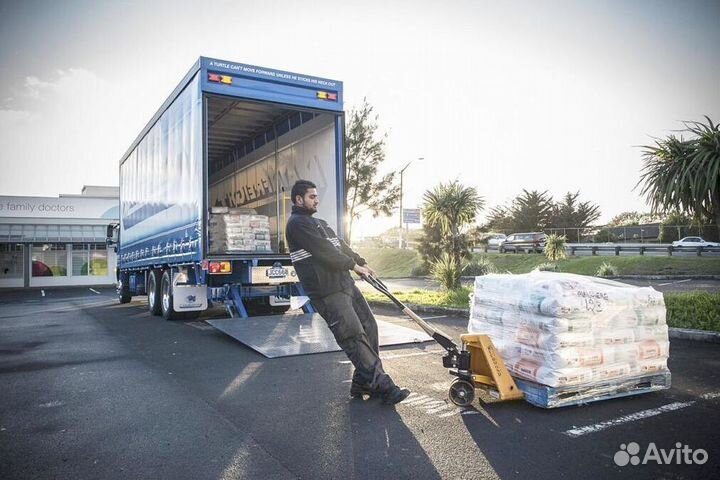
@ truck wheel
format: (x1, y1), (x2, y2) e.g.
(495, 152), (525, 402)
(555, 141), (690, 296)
(161, 270), (182, 320)
(147, 270), (162, 316)
(118, 274), (131, 304)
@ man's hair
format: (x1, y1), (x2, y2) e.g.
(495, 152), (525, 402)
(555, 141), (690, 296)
(291, 180), (317, 204)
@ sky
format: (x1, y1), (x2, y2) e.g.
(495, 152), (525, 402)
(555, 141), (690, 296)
(1, 0), (719, 237)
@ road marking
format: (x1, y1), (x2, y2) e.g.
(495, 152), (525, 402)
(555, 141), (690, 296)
(423, 315), (447, 320)
(658, 279), (691, 286)
(186, 322), (213, 331)
(404, 397), (437, 407)
(426, 404), (453, 414)
(700, 391), (720, 400)
(89, 288), (101, 295)
(41, 290), (45, 297)
(564, 401), (694, 437)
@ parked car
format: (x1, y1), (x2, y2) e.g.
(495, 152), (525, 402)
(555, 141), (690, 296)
(499, 232), (546, 253)
(671, 236), (720, 248)
(487, 234), (507, 249)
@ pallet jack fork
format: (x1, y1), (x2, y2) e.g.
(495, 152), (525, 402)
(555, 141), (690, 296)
(363, 275), (523, 406)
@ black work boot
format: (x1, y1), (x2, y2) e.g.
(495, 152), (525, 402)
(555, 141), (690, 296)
(350, 382), (377, 399)
(381, 385), (411, 405)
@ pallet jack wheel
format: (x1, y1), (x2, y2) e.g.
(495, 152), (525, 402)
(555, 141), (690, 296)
(449, 379), (475, 407)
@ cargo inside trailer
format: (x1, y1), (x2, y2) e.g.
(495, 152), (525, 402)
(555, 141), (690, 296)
(206, 94), (339, 255)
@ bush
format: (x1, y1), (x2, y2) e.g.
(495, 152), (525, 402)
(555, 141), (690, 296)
(596, 262), (619, 277)
(536, 262), (557, 271)
(463, 257), (496, 276)
(411, 264), (430, 277)
(431, 253), (465, 290)
(665, 292), (720, 332)
(544, 234), (567, 262)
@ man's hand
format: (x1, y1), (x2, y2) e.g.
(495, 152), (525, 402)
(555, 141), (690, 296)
(364, 264), (377, 276)
(353, 264), (371, 277)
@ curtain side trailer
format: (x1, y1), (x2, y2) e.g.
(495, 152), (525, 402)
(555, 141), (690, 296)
(109, 57), (345, 319)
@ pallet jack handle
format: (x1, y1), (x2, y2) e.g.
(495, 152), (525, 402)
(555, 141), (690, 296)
(361, 274), (460, 354)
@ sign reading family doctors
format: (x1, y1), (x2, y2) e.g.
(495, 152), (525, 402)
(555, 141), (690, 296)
(0, 197), (118, 220)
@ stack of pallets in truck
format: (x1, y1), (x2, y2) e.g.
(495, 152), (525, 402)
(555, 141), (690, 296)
(468, 271), (671, 408)
(208, 207), (272, 254)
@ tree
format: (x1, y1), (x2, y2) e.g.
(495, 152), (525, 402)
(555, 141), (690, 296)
(344, 99), (400, 240)
(483, 205), (514, 233)
(607, 211), (662, 227)
(416, 222), (444, 270)
(509, 190), (554, 232)
(637, 116), (720, 241)
(551, 192), (601, 229)
(422, 181), (485, 264)
(544, 234), (567, 263)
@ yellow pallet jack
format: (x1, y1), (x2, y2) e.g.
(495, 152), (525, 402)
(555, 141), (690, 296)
(363, 275), (524, 406)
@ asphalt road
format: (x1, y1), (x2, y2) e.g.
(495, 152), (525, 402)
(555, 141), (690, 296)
(1, 287), (719, 479)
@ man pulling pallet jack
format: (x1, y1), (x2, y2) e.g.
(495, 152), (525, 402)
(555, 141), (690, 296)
(286, 180), (522, 407)
(286, 180), (411, 405)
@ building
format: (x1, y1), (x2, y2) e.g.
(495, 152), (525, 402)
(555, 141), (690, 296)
(0, 186), (119, 288)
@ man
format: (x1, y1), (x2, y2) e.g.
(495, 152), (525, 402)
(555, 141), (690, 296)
(285, 179), (410, 405)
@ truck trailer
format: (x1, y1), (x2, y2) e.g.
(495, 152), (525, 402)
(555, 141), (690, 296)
(108, 57), (345, 321)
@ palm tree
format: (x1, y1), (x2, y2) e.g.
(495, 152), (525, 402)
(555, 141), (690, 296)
(637, 116), (720, 241)
(422, 181), (485, 262)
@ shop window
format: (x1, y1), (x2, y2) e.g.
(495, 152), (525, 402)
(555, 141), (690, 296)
(0, 243), (24, 279)
(71, 243), (108, 276)
(32, 243), (67, 277)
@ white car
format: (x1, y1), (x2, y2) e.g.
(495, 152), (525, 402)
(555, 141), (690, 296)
(487, 234), (507, 249)
(671, 236), (720, 248)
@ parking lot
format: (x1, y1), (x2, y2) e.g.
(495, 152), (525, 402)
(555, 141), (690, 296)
(1, 287), (719, 479)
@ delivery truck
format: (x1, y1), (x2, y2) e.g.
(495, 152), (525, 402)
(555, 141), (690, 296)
(108, 57), (345, 320)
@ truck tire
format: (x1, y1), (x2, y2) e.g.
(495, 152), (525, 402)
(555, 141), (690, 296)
(147, 270), (162, 316)
(118, 273), (131, 304)
(160, 270), (183, 320)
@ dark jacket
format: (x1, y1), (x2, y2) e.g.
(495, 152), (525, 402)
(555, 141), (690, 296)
(285, 205), (366, 299)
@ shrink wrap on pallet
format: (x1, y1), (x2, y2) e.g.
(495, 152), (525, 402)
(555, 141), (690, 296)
(468, 271), (671, 406)
(208, 208), (272, 253)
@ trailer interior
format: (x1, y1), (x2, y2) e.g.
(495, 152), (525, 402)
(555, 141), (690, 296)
(206, 94), (340, 256)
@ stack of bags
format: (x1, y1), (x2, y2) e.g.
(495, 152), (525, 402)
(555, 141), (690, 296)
(208, 207), (272, 253)
(468, 271), (670, 403)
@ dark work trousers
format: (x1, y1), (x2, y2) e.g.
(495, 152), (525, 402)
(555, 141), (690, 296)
(311, 283), (395, 392)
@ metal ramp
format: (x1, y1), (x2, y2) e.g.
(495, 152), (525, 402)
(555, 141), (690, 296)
(207, 313), (432, 358)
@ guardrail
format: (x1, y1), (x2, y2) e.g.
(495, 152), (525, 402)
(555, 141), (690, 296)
(567, 243), (720, 257)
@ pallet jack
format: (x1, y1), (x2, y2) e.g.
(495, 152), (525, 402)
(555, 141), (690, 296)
(363, 275), (524, 406)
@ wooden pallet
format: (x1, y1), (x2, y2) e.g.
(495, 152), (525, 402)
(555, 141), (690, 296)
(515, 372), (671, 409)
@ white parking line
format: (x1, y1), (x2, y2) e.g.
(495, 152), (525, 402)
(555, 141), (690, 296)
(564, 401), (694, 437)
(41, 290), (45, 297)
(89, 288), (101, 295)
(658, 279), (691, 286)
(186, 322), (213, 331)
(564, 391), (720, 437)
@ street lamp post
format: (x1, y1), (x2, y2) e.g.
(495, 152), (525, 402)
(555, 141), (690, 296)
(399, 157), (423, 248)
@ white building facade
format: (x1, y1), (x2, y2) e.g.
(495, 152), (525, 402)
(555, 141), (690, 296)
(0, 186), (119, 289)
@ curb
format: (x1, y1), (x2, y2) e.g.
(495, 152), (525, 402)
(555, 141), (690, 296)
(669, 327), (720, 343)
(368, 300), (719, 343)
(367, 300), (469, 317)
(458, 275), (720, 281)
